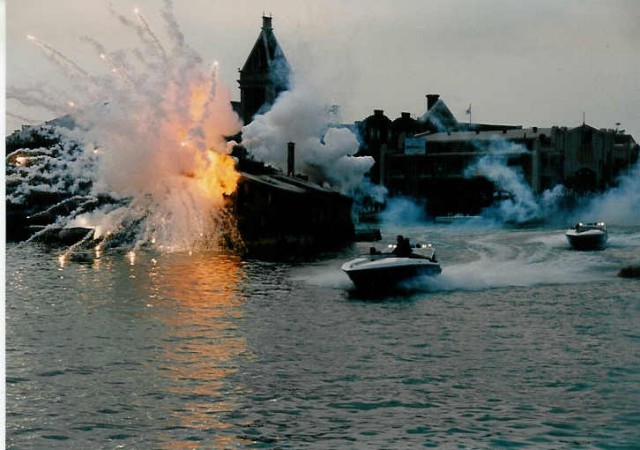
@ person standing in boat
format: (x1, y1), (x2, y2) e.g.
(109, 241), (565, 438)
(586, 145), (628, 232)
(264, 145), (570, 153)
(393, 235), (413, 257)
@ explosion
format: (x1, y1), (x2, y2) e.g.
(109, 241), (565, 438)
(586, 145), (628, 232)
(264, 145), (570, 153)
(10, 1), (243, 252)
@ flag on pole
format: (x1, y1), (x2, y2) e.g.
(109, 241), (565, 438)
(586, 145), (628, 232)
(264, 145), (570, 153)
(465, 103), (472, 115)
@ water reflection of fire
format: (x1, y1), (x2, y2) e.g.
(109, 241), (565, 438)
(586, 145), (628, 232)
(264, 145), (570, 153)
(148, 253), (248, 448)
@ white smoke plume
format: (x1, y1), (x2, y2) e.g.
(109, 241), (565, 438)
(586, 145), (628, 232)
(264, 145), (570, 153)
(464, 135), (639, 227)
(577, 159), (640, 226)
(380, 197), (428, 226)
(240, 76), (376, 199)
(538, 184), (570, 225)
(463, 139), (543, 224)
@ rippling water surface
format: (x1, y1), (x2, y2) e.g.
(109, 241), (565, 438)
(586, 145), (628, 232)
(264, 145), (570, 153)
(6, 225), (640, 448)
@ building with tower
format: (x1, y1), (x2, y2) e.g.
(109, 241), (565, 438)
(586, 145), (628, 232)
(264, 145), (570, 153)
(236, 16), (291, 125)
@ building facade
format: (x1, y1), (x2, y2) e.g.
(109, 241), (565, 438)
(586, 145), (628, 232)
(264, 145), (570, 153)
(357, 95), (639, 216)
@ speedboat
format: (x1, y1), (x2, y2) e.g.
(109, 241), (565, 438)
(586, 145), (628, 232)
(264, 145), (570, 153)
(434, 214), (482, 224)
(341, 242), (441, 290)
(565, 222), (608, 250)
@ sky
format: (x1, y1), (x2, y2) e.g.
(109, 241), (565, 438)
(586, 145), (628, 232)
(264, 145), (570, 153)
(6, 0), (640, 139)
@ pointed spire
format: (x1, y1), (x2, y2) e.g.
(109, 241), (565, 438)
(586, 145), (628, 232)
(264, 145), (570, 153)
(262, 15), (273, 31)
(238, 16), (291, 124)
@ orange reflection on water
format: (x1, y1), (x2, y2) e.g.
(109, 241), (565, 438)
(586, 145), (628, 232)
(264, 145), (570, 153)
(149, 252), (250, 449)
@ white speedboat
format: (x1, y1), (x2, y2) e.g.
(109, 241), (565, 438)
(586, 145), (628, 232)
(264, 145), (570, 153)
(565, 222), (608, 250)
(341, 242), (441, 290)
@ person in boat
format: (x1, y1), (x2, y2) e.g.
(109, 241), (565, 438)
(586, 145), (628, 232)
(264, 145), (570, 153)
(393, 235), (413, 257)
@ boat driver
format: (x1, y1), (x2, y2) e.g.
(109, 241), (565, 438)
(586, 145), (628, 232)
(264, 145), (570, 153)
(393, 235), (413, 257)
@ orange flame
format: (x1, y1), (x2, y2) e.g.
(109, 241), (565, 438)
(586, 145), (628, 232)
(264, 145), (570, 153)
(156, 73), (241, 211)
(198, 152), (241, 206)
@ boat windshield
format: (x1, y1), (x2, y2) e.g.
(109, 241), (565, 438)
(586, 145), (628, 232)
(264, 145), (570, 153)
(574, 222), (606, 232)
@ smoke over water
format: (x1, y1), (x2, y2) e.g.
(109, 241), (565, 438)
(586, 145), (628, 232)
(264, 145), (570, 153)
(380, 197), (428, 226)
(9, 2), (244, 253)
(463, 139), (544, 224)
(577, 160), (640, 226)
(459, 138), (637, 227)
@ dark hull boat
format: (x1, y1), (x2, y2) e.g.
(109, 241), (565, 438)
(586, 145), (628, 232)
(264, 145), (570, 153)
(565, 222), (608, 250)
(342, 243), (441, 291)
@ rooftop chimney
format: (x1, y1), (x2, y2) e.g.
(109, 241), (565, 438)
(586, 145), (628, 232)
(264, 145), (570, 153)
(374, 109), (384, 117)
(287, 142), (295, 176)
(401, 112), (411, 119)
(262, 16), (273, 31)
(426, 94), (440, 110)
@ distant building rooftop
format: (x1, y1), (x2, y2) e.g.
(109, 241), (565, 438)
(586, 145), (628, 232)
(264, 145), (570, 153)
(416, 127), (553, 142)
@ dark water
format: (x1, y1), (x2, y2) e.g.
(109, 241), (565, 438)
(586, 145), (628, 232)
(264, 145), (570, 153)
(6, 225), (640, 449)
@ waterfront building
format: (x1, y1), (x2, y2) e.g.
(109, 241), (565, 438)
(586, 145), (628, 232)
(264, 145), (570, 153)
(357, 95), (639, 216)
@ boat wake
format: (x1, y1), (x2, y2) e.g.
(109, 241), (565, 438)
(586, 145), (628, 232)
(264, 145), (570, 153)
(384, 231), (616, 293)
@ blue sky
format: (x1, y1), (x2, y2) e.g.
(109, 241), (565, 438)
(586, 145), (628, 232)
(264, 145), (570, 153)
(6, 0), (640, 138)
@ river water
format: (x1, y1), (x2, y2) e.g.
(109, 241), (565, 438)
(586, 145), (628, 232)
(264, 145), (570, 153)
(6, 224), (640, 449)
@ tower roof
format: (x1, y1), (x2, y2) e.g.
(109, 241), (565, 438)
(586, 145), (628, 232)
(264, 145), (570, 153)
(418, 98), (460, 132)
(241, 16), (290, 81)
(238, 16), (292, 124)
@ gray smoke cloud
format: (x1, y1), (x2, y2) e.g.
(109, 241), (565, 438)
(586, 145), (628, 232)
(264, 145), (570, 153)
(241, 76), (376, 199)
(576, 160), (640, 226)
(463, 139), (543, 224)
(463, 135), (639, 227)
(380, 197), (428, 227)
